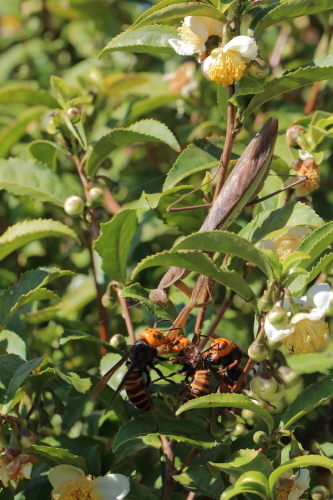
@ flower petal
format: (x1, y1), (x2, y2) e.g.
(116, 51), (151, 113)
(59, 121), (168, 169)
(95, 473), (130, 500)
(48, 465), (85, 489)
(306, 283), (331, 312)
(168, 39), (197, 56)
(222, 35), (258, 59)
(265, 317), (293, 342)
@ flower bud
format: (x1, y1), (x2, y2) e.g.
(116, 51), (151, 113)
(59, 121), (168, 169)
(248, 341), (268, 362)
(66, 107), (81, 123)
(18, 428), (36, 448)
(110, 334), (127, 351)
(311, 486), (330, 500)
(233, 294), (253, 313)
(247, 58), (270, 79)
(267, 306), (289, 328)
(88, 187), (105, 205)
(64, 195), (85, 216)
(221, 409), (237, 430)
(264, 378), (285, 402)
(37, 421), (54, 437)
(241, 409), (259, 426)
(253, 431), (268, 445)
(232, 423), (246, 437)
(286, 125), (304, 147)
(46, 118), (58, 135)
(277, 366), (300, 389)
(251, 372), (278, 398)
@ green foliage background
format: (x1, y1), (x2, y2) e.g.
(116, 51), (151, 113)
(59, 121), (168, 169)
(1, 0), (333, 499)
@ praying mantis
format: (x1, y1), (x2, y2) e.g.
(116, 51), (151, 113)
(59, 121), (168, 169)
(147, 118), (307, 342)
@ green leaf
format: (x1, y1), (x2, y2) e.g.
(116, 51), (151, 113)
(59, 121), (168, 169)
(289, 249), (333, 294)
(211, 449), (273, 479)
(113, 413), (216, 452)
(229, 76), (264, 106)
(176, 393), (274, 434)
(245, 56), (333, 118)
(173, 465), (224, 498)
(25, 444), (87, 472)
(132, 251), (255, 301)
(50, 76), (77, 109)
(131, 3), (226, 31)
(0, 330), (26, 358)
(59, 330), (123, 355)
(269, 455), (333, 493)
(94, 210), (138, 284)
(0, 158), (72, 206)
(62, 113), (88, 150)
(130, 0), (189, 29)
(29, 140), (69, 170)
(55, 371), (91, 394)
(0, 83), (58, 107)
(295, 222), (333, 267)
(155, 186), (208, 236)
(253, 0), (333, 36)
(0, 267), (74, 330)
(99, 25), (179, 58)
(119, 283), (177, 321)
(86, 119), (179, 179)
(282, 251), (311, 275)
(173, 231), (273, 279)
(0, 354), (45, 406)
(280, 373), (333, 430)
(128, 94), (183, 122)
(239, 202), (323, 244)
(221, 471), (269, 500)
(0, 106), (47, 159)
(163, 138), (225, 190)
(0, 219), (79, 261)
(287, 343), (333, 375)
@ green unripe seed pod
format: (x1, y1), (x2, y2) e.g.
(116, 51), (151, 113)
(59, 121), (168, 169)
(66, 107), (81, 123)
(110, 334), (127, 351)
(247, 58), (270, 79)
(64, 196), (85, 216)
(277, 366), (300, 388)
(253, 431), (268, 445)
(251, 373), (278, 398)
(248, 341), (268, 362)
(267, 306), (289, 328)
(311, 485), (330, 500)
(286, 125), (304, 147)
(88, 187), (105, 205)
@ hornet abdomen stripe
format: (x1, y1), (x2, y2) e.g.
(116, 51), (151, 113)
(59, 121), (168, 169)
(125, 371), (151, 411)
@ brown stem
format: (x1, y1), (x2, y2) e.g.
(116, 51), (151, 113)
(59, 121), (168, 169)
(177, 447), (201, 473)
(186, 493), (196, 500)
(303, 81), (320, 115)
(104, 189), (121, 215)
(161, 436), (177, 500)
(213, 85), (235, 201)
(115, 286), (136, 344)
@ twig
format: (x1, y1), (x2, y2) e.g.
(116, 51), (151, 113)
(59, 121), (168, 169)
(115, 286), (136, 344)
(161, 436), (177, 500)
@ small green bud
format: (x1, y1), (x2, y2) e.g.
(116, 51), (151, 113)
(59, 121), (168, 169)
(248, 341), (268, 362)
(277, 366), (300, 388)
(267, 306), (289, 328)
(46, 118), (58, 135)
(311, 485), (330, 500)
(66, 107), (81, 123)
(233, 294), (253, 313)
(88, 187), (105, 205)
(251, 373), (278, 398)
(253, 431), (268, 445)
(221, 409), (237, 430)
(37, 421), (54, 437)
(286, 125), (304, 147)
(64, 195), (85, 216)
(110, 334), (127, 351)
(18, 428), (36, 448)
(232, 423), (246, 437)
(241, 409), (259, 426)
(264, 379), (285, 402)
(247, 58), (270, 79)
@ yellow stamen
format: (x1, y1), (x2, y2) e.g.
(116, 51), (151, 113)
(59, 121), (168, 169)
(293, 162), (320, 197)
(178, 23), (202, 52)
(282, 318), (328, 354)
(275, 237), (303, 262)
(207, 49), (246, 86)
(52, 477), (99, 500)
(276, 488), (291, 500)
